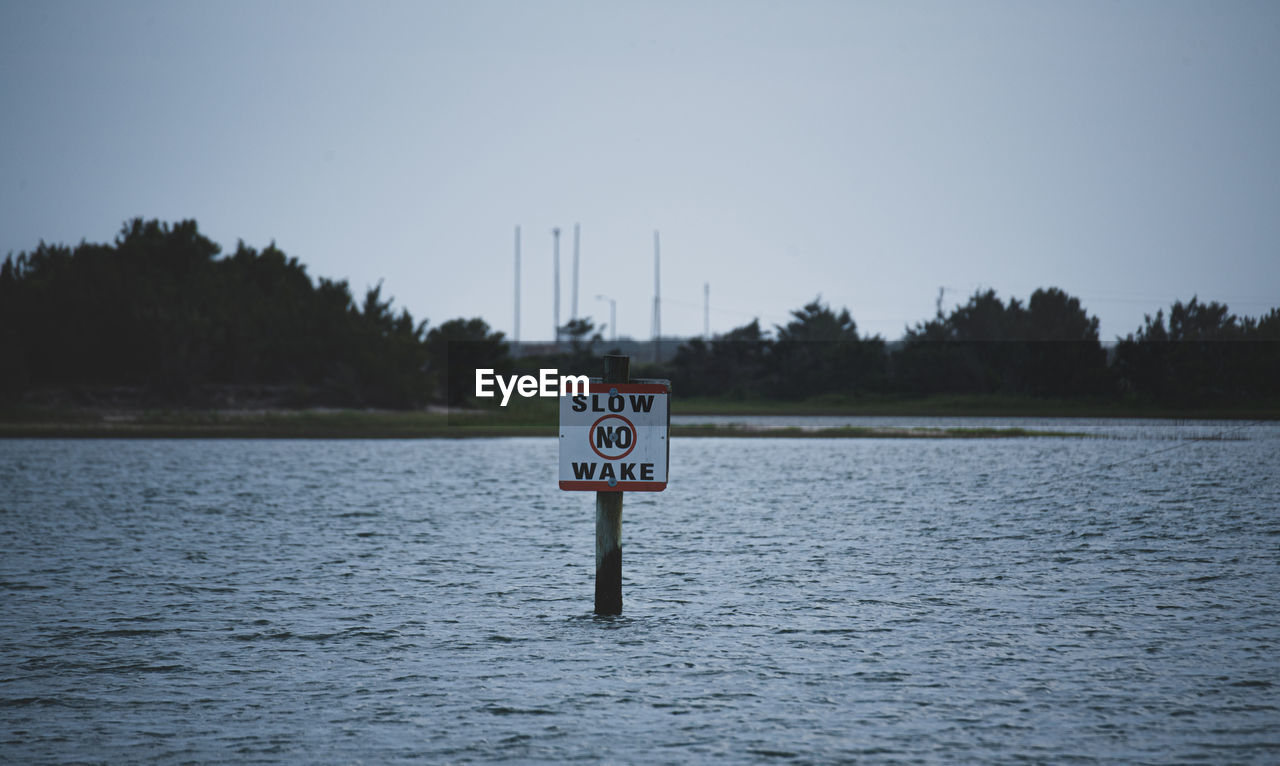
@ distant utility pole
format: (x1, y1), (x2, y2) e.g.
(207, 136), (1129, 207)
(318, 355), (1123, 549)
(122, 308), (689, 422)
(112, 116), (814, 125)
(652, 231), (661, 363)
(553, 227), (561, 347)
(596, 294), (616, 343)
(703, 282), (710, 340)
(572, 223), (580, 322)
(514, 225), (521, 343)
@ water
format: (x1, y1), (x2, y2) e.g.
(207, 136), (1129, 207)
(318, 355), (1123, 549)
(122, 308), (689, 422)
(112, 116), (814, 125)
(2, 422), (1278, 764)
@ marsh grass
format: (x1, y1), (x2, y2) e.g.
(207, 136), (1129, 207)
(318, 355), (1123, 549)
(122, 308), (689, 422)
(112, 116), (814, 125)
(675, 393), (1278, 419)
(2, 391), (1270, 438)
(0, 408), (1086, 439)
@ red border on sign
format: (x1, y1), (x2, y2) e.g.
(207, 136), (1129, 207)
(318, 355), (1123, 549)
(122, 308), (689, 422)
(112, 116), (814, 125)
(559, 480), (667, 492)
(588, 414), (637, 460)
(561, 381), (668, 492)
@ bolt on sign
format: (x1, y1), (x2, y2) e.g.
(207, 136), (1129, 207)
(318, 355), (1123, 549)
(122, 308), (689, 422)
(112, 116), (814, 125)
(559, 381), (670, 491)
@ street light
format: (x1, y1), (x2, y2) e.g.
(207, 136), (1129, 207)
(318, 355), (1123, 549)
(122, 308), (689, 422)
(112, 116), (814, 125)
(595, 294), (616, 343)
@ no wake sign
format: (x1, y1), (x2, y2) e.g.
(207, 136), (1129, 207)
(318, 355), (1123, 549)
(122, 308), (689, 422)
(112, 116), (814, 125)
(559, 381), (670, 491)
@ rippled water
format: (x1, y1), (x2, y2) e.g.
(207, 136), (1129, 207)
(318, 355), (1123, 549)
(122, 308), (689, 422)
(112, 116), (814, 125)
(2, 422), (1278, 763)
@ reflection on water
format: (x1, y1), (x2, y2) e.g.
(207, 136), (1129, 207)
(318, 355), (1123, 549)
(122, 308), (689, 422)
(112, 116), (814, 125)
(2, 424), (1278, 763)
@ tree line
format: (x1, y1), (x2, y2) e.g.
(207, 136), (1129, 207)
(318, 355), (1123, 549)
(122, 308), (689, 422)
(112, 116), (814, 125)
(1, 219), (452, 407)
(670, 291), (1279, 406)
(2, 219), (1277, 409)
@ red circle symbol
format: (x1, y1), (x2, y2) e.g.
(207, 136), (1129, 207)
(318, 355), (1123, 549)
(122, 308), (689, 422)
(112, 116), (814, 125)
(589, 414), (637, 460)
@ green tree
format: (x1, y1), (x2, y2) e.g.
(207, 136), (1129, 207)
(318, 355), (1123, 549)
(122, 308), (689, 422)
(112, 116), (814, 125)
(896, 289), (1017, 394)
(2, 218), (438, 408)
(1022, 288), (1109, 396)
(426, 318), (510, 407)
(1115, 297), (1280, 404)
(894, 287), (1106, 397)
(554, 317), (605, 376)
(672, 318), (772, 398)
(769, 299), (885, 398)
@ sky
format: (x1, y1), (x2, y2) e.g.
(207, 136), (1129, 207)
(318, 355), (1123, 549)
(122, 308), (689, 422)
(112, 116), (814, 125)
(3, 0), (1278, 343)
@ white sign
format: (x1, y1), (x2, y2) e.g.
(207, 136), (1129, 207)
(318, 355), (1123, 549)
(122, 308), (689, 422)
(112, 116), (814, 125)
(559, 381), (670, 491)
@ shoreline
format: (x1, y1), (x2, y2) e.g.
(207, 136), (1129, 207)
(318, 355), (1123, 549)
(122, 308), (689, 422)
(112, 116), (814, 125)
(2, 397), (1274, 439)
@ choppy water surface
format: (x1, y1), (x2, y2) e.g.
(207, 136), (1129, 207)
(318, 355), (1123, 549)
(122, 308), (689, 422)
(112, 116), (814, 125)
(2, 421), (1278, 764)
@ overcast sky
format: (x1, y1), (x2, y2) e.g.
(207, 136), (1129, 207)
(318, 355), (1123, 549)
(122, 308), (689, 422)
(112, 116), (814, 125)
(3, 0), (1277, 342)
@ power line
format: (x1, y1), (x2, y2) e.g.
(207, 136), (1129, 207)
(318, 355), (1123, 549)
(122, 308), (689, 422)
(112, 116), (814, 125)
(662, 297), (791, 323)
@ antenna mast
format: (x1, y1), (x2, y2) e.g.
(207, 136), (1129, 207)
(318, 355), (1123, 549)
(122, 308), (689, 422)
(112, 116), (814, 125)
(514, 225), (521, 344)
(572, 223), (580, 323)
(553, 227), (561, 348)
(652, 230), (661, 362)
(704, 282), (710, 340)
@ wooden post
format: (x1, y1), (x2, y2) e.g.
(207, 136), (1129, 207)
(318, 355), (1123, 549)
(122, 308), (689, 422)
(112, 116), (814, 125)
(594, 354), (629, 615)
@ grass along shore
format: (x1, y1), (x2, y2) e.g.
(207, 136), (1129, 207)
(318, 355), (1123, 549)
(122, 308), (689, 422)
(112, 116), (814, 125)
(4, 392), (1274, 438)
(0, 411), (1088, 439)
(674, 394), (1280, 420)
